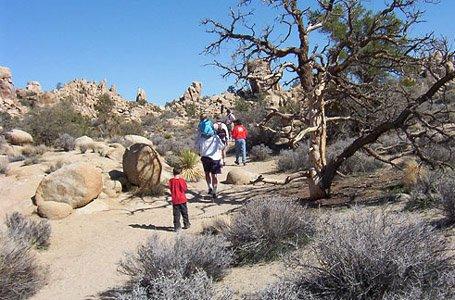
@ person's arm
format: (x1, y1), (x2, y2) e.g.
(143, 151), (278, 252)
(244, 126), (248, 138)
(181, 179), (187, 193)
(223, 123), (230, 140)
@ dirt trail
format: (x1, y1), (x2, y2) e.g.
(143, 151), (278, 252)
(25, 156), (288, 300)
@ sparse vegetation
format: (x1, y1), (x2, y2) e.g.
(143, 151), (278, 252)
(45, 160), (66, 174)
(119, 233), (232, 282)
(7, 154), (25, 162)
(277, 146), (309, 172)
(266, 209), (455, 299)
(437, 173), (455, 223)
(178, 149), (203, 182)
(20, 99), (93, 146)
(0, 159), (9, 174)
(223, 197), (315, 265)
(23, 156), (42, 166)
(0, 234), (48, 300)
(105, 271), (232, 300)
(54, 133), (75, 151)
(249, 144), (272, 161)
(5, 212), (51, 249)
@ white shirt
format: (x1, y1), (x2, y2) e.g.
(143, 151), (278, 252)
(215, 121), (230, 140)
(225, 113), (236, 125)
(196, 135), (224, 160)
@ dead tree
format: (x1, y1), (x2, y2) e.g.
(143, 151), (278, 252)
(203, 0), (454, 199)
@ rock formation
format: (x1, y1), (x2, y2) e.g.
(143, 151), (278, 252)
(5, 129), (34, 145)
(136, 88), (147, 104)
(0, 66), (27, 116)
(26, 81), (42, 94)
(35, 162), (103, 209)
(122, 143), (164, 188)
(180, 81), (202, 103)
(246, 59), (281, 94)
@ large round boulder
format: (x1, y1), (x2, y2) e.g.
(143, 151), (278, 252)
(123, 135), (153, 148)
(74, 135), (94, 150)
(37, 201), (73, 220)
(35, 162), (103, 208)
(123, 143), (169, 187)
(5, 129), (33, 145)
(225, 169), (256, 185)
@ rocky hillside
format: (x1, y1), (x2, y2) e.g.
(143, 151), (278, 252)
(0, 66), (160, 122)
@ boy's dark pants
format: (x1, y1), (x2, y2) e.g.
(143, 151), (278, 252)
(173, 203), (190, 230)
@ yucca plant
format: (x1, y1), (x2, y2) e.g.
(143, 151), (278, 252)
(179, 149), (203, 182)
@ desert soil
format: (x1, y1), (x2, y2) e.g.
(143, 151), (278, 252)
(0, 151), (289, 300)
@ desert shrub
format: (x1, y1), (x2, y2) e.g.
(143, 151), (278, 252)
(249, 144), (272, 161)
(224, 197), (315, 265)
(401, 159), (426, 190)
(247, 280), (301, 300)
(45, 160), (66, 174)
(165, 153), (181, 168)
(21, 144), (47, 158)
(281, 209), (455, 299)
(201, 217), (230, 236)
(0, 234), (47, 299)
(0, 159), (9, 175)
(23, 156), (42, 166)
(152, 135), (196, 156)
(7, 154), (25, 162)
(54, 133), (75, 151)
(277, 146), (310, 172)
(328, 138), (384, 174)
(106, 271), (232, 300)
(20, 99), (93, 146)
(436, 172), (455, 223)
(5, 212), (51, 249)
(119, 233), (232, 282)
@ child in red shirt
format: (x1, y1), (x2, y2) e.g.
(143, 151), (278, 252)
(168, 167), (190, 231)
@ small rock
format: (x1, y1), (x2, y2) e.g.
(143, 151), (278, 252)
(37, 201), (73, 220)
(5, 129), (34, 145)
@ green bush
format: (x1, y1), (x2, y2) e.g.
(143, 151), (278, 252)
(20, 99), (93, 146)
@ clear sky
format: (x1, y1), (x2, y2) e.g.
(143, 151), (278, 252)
(1, 0), (454, 105)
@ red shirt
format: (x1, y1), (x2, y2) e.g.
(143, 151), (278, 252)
(168, 177), (188, 205)
(232, 125), (248, 140)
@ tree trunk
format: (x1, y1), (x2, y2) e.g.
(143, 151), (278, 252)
(307, 83), (329, 200)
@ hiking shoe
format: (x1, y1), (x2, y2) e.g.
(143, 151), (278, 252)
(182, 225), (191, 230)
(243, 162), (247, 166)
(212, 193), (217, 200)
(208, 188), (213, 195)
(235, 161), (239, 165)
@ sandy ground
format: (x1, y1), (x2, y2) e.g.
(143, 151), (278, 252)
(0, 150), (290, 300)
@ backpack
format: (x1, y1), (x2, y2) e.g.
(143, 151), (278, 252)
(216, 122), (227, 140)
(198, 119), (215, 138)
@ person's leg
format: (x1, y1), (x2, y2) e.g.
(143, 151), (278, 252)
(235, 140), (240, 164)
(181, 203), (190, 228)
(211, 173), (219, 198)
(240, 139), (247, 164)
(173, 205), (181, 231)
(205, 172), (212, 193)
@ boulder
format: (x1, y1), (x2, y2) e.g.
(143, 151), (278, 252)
(136, 88), (147, 104)
(225, 169), (256, 185)
(74, 135), (94, 149)
(26, 81), (42, 94)
(5, 129), (33, 145)
(106, 143), (125, 162)
(123, 135), (153, 148)
(123, 143), (167, 187)
(37, 201), (73, 220)
(35, 162), (103, 208)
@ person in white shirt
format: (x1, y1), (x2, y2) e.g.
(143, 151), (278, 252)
(196, 134), (224, 199)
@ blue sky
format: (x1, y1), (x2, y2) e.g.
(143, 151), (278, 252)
(1, 0), (454, 105)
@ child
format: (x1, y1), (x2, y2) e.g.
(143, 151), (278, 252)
(214, 116), (229, 166)
(231, 119), (248, 166)
(168, 167), (190, 231)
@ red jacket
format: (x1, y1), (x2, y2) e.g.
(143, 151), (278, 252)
(168, 177), (188, 205)
(232, 125), (248, 140)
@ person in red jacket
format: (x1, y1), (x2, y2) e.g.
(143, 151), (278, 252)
(168, 167), (190, 231)
(231, 119), (248, 166)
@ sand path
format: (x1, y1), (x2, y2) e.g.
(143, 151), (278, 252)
(25, 155), (287, 300)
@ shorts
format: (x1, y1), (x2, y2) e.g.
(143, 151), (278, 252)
(201, 156), (222, 174)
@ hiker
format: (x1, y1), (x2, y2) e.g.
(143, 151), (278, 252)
(168, 167), (191, 231)
(225, 109), (236, 132)
(198, 113), (215, 139)
(197, 134), (225, 199)
(214, 116), (229, 166)
(231, 119), (248, 166)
